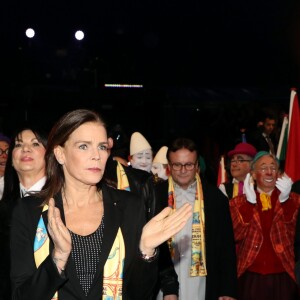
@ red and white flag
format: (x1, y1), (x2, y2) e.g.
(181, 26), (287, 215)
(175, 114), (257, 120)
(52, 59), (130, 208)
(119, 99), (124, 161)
(217, 155), (228, 186)
(285, 88), (300, 182)
(276, 114), (288, 161)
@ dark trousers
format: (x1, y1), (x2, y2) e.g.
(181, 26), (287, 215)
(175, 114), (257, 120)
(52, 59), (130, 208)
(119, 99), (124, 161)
(238, 271), (300, 300)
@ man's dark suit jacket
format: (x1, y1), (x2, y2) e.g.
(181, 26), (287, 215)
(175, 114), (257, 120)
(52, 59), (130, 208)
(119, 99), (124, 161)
(249, 130), (277, 154)
(10, 184), (158, 300)
(155, 179), (238, 300)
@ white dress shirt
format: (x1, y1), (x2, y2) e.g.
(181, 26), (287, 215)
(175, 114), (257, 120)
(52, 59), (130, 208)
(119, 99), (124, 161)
(19, 176), (47, 197)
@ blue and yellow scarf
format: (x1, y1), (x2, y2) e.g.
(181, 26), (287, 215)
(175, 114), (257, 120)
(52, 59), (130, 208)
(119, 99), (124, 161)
(34, 202), (125, 299)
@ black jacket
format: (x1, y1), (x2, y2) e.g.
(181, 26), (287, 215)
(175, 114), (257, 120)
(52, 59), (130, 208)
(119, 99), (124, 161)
(104, 157), (157, 220)
(249, 129), (277, 154)
(104, 157), (174, 299)
(0, 200), (11, 300)
(10, 184), (158, 300)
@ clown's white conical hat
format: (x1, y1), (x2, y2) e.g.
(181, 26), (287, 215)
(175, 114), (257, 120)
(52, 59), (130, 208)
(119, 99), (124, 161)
(130, 132), (151, 155)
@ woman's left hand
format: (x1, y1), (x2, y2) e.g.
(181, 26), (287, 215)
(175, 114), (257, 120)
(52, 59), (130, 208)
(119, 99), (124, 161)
(47, 198), (72, 270)
(139, 203), (192, 256)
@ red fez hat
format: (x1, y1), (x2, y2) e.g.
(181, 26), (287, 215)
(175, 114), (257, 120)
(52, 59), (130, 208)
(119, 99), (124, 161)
(228, 142), (257, 158)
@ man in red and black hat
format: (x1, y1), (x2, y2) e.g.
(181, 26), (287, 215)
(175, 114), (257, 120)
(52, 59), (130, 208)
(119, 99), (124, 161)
(219, 142), (257, 199)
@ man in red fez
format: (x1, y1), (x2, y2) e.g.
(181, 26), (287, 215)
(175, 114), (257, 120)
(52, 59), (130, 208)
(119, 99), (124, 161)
(219, 142), (257, 199)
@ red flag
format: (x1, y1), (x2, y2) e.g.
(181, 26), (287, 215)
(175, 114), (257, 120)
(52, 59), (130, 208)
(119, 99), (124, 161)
(217, 155), (228, 186)
(285, 89), (300, 182)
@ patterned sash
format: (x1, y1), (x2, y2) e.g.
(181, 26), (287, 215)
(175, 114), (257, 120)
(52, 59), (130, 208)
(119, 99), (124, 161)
(34, 204), (125, 299)
(233, 182), (239, 198)
(34, 205), (58, 299)
(116, 162), (130, 191)
(102, 228), (125, 299)
(233, 181), (244, 197)
(168, 173), (207, 276)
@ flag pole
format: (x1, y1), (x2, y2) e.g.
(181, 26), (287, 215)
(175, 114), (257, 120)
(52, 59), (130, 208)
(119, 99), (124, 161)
(276, 115), (288, 159)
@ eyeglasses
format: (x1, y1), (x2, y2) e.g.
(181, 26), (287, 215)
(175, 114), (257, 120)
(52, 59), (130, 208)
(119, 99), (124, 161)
(230, 159), (252, 165)
(170, 162), (197, 171)
(257, 166), (277, 173)
(0, 148), (9, 156)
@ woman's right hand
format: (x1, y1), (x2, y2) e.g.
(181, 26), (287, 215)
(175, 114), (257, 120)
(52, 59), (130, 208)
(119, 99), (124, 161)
(47, 198), (72, 272)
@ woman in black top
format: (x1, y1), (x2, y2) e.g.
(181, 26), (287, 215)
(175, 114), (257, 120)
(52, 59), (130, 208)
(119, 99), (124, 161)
(10, 109), (192, 300)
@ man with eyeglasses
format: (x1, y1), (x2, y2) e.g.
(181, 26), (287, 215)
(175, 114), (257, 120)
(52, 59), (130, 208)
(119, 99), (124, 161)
(154, 137), (237, 300)
(0, 133), (10, 200)
(219, 142), (257, 199)
(229, 151), (300, 300)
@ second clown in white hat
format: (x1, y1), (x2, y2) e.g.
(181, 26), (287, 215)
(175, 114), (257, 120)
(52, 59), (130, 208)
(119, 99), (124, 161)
(153, 146), (168, 164)
(151, 146), (169, 180)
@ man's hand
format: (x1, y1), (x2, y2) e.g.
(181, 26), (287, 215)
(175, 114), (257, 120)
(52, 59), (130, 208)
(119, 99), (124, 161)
(276, 173), (293, 203)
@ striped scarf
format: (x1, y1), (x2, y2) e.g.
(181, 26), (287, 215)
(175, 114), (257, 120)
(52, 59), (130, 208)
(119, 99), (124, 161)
(167, 173), (207, 276)
(34, 203), (125, 299)
(102, 228), (125, 299)
(233, 181), (244, 197)
(34, 205), (58, 299)
(116, 162), (130, 191)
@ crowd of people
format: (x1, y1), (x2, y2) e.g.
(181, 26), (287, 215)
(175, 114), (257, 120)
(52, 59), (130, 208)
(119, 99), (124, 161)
(0, 107), (299, 300)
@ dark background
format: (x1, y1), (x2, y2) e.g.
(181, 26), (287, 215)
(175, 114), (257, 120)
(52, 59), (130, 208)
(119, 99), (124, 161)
(1, 0), (300, 179)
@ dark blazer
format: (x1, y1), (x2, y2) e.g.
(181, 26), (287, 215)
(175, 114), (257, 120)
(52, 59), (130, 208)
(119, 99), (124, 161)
(0, 200), (11, 300)
(155, 180), (238, 300)
(104, 156), (157, 220)
(10, 184), (158, 300)
(249, 130), (277, 154)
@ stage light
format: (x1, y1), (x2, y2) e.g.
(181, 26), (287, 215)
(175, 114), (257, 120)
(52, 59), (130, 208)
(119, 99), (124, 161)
(75, 30), (84, 41)
(104, 84), (143, 88)
(25, 28), (35, 38)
